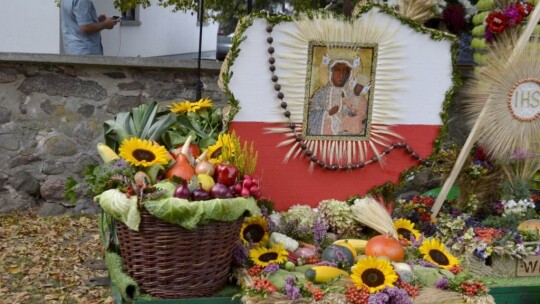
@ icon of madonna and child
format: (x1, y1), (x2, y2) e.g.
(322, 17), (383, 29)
(304, 43), (377, 139)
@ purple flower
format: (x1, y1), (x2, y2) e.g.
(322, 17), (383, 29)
(263, 263), (280, 275)
(435, 277), (449, 290)
(297, 225), (311, 235)
(111, 158), (127, 168)
(384, 287), (412, 304)
(368, 292), (390, 304)
(485, 29), (495, 43)
(418, 259), (438, 268)
(313, 216), (327, 249)
(334, 246), (346, 261)
(315, 260), (337, 267)
(410, 234), (424, 247)
(451, 209), (462, 218)
(233, 243), (249, 267)
(504, 5), (523, 26)
(284, 276), (302, 300)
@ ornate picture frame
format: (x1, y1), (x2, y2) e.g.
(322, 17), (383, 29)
(303, 42), (378, 141)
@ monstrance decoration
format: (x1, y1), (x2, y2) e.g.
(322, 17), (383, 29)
(222, 4), (457, 173)
(463, 35), (540, 159)
(432, 4), (540, 217)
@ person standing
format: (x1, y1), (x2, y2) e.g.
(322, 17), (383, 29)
(61, 0), (118, 55)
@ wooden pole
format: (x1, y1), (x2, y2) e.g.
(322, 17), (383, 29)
(431, 4), (540, 217)
(196, 0), (204, 100)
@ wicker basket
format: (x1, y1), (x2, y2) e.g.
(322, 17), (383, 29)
(116, 208), (243, 299)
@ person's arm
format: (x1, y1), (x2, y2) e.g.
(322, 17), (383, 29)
(79, 17), (117, 34)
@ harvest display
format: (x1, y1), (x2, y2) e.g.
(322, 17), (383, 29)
(88, 0), (540, 303)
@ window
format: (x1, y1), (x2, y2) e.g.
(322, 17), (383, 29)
(121, 7), (141, 26)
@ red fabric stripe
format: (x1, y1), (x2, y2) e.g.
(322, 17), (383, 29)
(230, 122), (440, 210)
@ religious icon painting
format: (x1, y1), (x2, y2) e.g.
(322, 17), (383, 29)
(220, 3), (458, 208)
(304, 42), (377, 140)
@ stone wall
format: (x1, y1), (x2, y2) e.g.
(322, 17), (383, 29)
(0, 53), (225, 215)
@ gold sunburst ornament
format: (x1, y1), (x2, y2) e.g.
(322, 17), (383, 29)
(351, 256), (398, 293)
(393, 218), (421, 244)
(249, 244), (288, 267)
(266, 10), (404, 172)
(419, 238), (460, 270)
(118, 137), (170, 167)
(240, 216), (270, 247)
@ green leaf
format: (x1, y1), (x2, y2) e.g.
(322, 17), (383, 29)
(94, 189), (140, 231)
(64, 177), (79, 204)
(103, 102), (175, 149)
(143, 196), (260, 230)
(422, 186), (460, 201)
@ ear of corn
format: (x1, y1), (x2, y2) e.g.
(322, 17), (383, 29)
(97, 143), (120, 163)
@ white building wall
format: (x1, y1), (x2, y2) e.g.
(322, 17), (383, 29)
(94, 0), (218, 57)
(0, 0), (60, 53)
(0, 0), (217, 57)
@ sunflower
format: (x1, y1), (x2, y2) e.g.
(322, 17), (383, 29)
(351, 256), (398, 293)
(394, 218), (421, 244)
(249, 244), (288, 267)
(194, 97), (213, 110)
(419, 238), (460, 270)
(118, 137), (170, 167)
(205, 133), (236, 163)
(169, 98), (213, 114)
(168, 101), (194, 114)
(240, 216), (270, 247)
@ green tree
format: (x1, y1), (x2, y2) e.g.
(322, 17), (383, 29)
(113, 0), (358, 23)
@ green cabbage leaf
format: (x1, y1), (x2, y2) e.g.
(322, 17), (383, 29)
(144, 196), (260, 230)
(94, 189), (141, 231)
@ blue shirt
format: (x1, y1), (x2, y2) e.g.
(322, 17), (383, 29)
(61, 0), (103, 55)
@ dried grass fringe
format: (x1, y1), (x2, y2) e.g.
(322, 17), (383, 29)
(413, 288), (464, 304)
(242, 293), (348, 304)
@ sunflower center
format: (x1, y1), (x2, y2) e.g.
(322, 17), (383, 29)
(429, 249), (450, 266)
(397, 228), (412, 241)
(243, 224), (265, 243)
(132, 149), (156, 162)
(259, 252), (278, 262)
(361, 268), (385, 287)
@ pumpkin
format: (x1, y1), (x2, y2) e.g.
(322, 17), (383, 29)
(518, 219), (540, 234)
(365, 234), (405, 262)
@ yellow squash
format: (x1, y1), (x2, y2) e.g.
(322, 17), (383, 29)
(304, 266), (349, 283)
(334, 239), (368, 254)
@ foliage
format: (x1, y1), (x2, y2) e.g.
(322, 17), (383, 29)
(162, 104), (223, 149)
(83, 160), (134, 197)
(63, 176), (79, 204)
(103, 101), (176, 152)
(218, 131), (259, 177)
(481, 208), (538, 229)
(113, 0), (362, 24)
